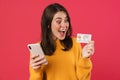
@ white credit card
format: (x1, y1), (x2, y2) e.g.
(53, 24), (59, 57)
(77, 33), (92, 43)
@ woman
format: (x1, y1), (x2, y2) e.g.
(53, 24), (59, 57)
(29, 3), (94, 80)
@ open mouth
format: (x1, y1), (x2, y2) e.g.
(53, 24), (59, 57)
(58, 30), (66, 36)
(58, 30), (66, 33)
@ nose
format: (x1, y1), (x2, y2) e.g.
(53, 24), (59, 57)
(61, 21), (68, 29)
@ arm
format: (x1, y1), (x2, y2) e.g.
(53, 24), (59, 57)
(76, 56), (92, 80)
(29, 66), (44, 80)
(74, 40), (93, 80)
(29, 54), (47, 80)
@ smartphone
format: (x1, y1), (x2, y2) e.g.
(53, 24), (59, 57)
(27, 43), (45, 57)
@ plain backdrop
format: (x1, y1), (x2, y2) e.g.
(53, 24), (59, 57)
(0, 0), (120, 80)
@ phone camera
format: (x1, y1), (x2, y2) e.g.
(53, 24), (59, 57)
(28, 46), (31, 49)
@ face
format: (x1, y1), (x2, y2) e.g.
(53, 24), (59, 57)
(51, 11), (69, 40)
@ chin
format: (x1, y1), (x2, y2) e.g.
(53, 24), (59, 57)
(58, 36), (65, 40)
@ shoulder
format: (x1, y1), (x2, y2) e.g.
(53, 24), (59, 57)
(71, 37), (77, 43)
(71, 36), (82, 49)
(71, 37), (82, 59)
(71, 37), (79, 45)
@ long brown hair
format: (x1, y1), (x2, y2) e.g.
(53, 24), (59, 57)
(41, 3), (73, 55)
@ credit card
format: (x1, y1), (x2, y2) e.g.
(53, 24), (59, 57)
(77, 33), (92, 43)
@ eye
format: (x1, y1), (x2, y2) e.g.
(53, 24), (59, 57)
(56, 20), (61, 24)
(64, 18), (68, 23)
(64, 20), (68, 23)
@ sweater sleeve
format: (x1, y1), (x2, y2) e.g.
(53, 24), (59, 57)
(29, 66), (45, 80)
(29, 54), (46, 80)
(73, 38), (92, 80)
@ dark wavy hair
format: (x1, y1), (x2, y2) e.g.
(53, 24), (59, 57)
(40, 3), (73, 55)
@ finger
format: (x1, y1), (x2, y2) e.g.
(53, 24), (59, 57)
(32, 65), (41, 70)
(36, 59), (47, 65)
(31, 54), (39, 59)
(87, 46), (94, 51)
(86, 43), (94, 49)
(31, 62), (40, 68)
(31, 59), (48, 67)
(87, 41), (94, 46)
(31, 56), (46, 64)
(82, 51), (92, 58)
(42, 61), (48, 65)
(88, 45), (95, 54)
(87, 49), (92, 54)
(87, 49), (94, 55)
(88, 40), (94, 44)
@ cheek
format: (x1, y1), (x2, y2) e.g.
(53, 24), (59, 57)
(67, 23), (69, 30)
(51, 25), (59, 33)
(51, 23), (60, 31)
(53, 28), (58, 33)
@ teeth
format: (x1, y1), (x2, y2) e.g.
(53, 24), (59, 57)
(58, 30), (65, 34)
(58, 29), (66, 34)
(59, 30), (65, 31)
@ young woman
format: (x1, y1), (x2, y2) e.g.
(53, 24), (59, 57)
(29, 3), (94, 80)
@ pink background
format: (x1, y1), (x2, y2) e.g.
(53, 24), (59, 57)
(0, 0), (120, 80)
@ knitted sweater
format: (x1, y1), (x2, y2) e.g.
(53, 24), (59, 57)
(29, 38), (92, 80)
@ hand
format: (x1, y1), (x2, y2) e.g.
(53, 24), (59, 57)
(82, 41), (95, 58)
(30, 54), (48, 70)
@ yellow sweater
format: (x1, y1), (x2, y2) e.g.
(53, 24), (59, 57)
(29, 38), (92, 80)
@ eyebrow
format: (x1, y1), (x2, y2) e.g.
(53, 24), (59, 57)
(55, 17), (68, 20)
(55, 17), (62, 20)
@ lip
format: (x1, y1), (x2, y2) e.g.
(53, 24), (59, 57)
(58, 29), (66, 32)
(58, 30), (65, 33)
(59, 30), (66, 37)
